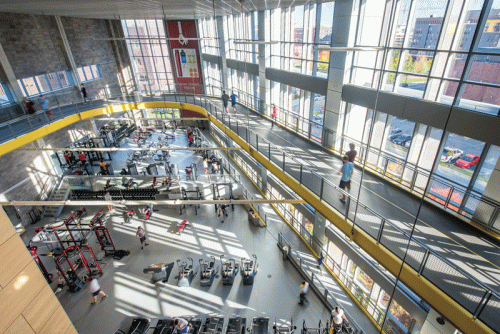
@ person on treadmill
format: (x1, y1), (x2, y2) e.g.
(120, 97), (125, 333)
(143, 204), (153, 216)
(174, 318), (191, 334)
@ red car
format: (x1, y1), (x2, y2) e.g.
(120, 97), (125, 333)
(455, 154), (480, 169)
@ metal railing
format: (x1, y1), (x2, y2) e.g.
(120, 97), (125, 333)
(1, 84), (499, 332)
(278, 233), (364, 334)
(199, 94), (500, 332)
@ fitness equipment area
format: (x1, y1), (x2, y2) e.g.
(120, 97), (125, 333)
(240, 254), (258, 285)
(176, 257), (198, 287)
(274, 319), (296, 334)
(220, 255), (239, 285)
(143, 262), (175, 283)
(199, 256), (218, 286)
(28, 208), (128, 292)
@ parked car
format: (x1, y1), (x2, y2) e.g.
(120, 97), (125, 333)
(455, 154), (480, 169)
(392, 135), (412, 146)
(441, 147), (463, 163)
(389, 128), (403, 140)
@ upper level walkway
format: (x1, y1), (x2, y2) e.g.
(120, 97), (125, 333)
(0, 92), (499, 333)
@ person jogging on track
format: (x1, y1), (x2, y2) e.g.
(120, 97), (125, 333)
(337, 155), (353, 203)
(230, 92), (237, 114)
(345, 143), (357, 189)
(272, 104), (278, 128)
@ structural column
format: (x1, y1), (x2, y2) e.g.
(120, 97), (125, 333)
(258, 10), (267, 115)
(312, 211), (326, 254)
(216, 17), (229, 90)
(322, 0), (359, 150)
(0, 42), (25, 103)
(55, 16), (81, 88)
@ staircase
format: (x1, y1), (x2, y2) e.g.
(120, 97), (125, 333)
(44, 183), (70, 217)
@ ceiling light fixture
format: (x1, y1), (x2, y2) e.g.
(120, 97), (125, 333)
(312, 46), (385, 51)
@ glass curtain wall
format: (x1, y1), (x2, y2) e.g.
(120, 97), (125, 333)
(197, 17), (220, 56)
(224, 12), (258, 63)
(122, 20), (175, 94)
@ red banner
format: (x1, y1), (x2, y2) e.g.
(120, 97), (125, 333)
(166, 20), (203, 95)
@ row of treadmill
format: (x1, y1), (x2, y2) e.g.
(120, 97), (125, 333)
(114, 316), (298, 334)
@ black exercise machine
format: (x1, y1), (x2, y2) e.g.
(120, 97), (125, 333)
(225, 317), (246, 334)
(180, 187), (202, 215)
(220, 255), (239, 285)
(199, 256), (218, 286)
(176, 257), (198, 287)
(240, 254), (258, 285)
(113, 317), (150, 334)
(250, 318), (269, 334)
(274, 319), (296, 334)
(301, 320), (328, 334)
(201, 317), (224, 334)
(143, 262), (174, 283)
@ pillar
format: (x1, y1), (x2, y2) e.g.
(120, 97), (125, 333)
(216, 17), (229, 90)
(322, 0), (359, 150)
(0, 42), (24, 103)
(55, 16), (81, 88)
(258, 10), (267, 115)
(312, 211), (327, 254)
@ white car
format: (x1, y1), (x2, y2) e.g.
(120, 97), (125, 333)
(441, 147), (463, 163)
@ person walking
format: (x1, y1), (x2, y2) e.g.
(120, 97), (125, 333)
(272, 104), (278, 128)
(104, 191), (113, 211)
(24, 96), (39, 122)
(298, 280), (309, 305)
(81, 84), (89, 102)
(330, 306), (349, 328)
(63, 151), (71, 166)
(345, 143), (357, 189)
(38, 95), (53, 121)
(136, 226), (149, 249)
(317, 253), (324, 276)
(222, 90), (230, 113)
(230, 92), (237, 114)
(203, 158), (209, 174)
(88, 276), (107, 305)
(337, 155), (354, 203)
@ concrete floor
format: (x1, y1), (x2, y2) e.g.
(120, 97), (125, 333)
(22, 129), (353, 334)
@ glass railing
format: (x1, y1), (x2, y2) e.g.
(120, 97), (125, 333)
(2, 84), (499, 332)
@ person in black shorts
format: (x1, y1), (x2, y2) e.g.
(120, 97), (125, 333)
(222, 91), (230, 113)
(81, 84), (89, 102)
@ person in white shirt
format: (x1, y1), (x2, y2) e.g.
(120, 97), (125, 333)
(88, 277), (107, 305)
(331, 306), (348, 326)
(298, 281), (309, 305)
(174, 318), (191, 334)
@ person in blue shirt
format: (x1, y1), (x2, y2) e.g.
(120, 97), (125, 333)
(230, 92), (237, 114)
(38, 95), (53, 121)
(337, 155), (354, 203)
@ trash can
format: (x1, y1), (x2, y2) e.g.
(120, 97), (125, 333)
(282, 246), (289, 261)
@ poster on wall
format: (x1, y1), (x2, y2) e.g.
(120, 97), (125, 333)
(172, 48), (199, 78)
(166, 20), (203, 97)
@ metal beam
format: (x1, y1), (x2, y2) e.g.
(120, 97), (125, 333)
(17, 147), (242, 152)
(91, 117), (207, 121)
(0, 199), (305, 206)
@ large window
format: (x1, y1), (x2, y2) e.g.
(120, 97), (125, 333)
(0, 83), (14, 106)
(224, 12), (258, 63)
(17, 71), (72, 97)
(267, 2), (333, 77)
(197, 17), (220, 56)
(122, 20), (175, 94)
(77, 65), (102, 83)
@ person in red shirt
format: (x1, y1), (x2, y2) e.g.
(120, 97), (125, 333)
(345, 143), (357, 188)
(78, 152), (86, 164)
(272, 105), (278, 128)
(63, 152), (70, 165)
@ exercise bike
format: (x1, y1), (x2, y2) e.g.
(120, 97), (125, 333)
(176, 257), (198, 287)
(220, 255), (239, 285)
(199, 256), (219, 286)
(241, 254), (258, 285)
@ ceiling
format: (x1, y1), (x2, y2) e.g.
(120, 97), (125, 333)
(0, 0), (326, 20)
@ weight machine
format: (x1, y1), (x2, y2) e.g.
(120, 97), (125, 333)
(176, 257), (198, 287)
(185, 163), (197, 181)
(55, 244), (102, 292)
(180, 187), (202, 215)
(220, 255), (239, 285)
(199, 256), (219, 286)
(213, 183), (234, 212)
(301, 320), (329, 334)
(27, 245), (54, 283)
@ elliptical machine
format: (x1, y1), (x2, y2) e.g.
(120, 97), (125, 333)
(274, 318), (296, 334)
(220, 255), (239, 285)
(199, 256), (218, 286)
(176, 257), (198, 287)
(240, 254), (258, 285)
